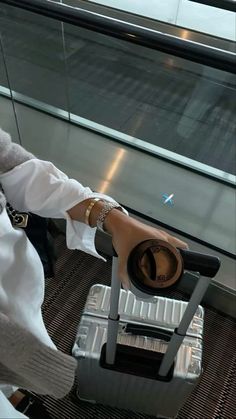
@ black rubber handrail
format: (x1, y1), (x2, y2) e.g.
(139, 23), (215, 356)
(189, 0), (236, 12)
(0, 0), (235, 74)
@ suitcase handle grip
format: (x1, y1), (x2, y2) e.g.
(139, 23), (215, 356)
(125, 323), (172, 341)
(179, 248), (220, 278)
(113, 243), (221, 282)
(127, 240), (221, 297)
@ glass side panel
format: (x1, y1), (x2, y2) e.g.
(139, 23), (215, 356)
(0, 4), (69, 113)
(0, 4), (235, 176)
(64, 24), (236, 175)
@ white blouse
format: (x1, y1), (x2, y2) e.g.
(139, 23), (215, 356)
(0, 159), (117, 348)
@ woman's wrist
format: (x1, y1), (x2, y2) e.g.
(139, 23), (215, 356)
(67, 198), (103, 225)
(67, 197), (129, 234)
(88, 198), (129, 234)
(103, 207), (129, 235)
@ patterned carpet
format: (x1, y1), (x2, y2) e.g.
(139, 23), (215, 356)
(34, 236), (236, 419)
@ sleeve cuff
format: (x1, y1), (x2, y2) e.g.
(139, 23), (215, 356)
(20, 345), (77, 398)
(65, 211), (106, 261)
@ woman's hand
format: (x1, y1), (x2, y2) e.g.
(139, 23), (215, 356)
(67, 199), (188, 289)
(104, 210), (188, 289)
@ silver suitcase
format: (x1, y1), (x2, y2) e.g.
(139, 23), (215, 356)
(73, 253), (219, 418)
(73, 285), (203, 418)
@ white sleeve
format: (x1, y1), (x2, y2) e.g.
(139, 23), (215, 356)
(0, 159), (120, 260)
(0, 392), (28, 419)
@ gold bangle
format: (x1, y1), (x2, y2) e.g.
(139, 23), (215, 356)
(84, 198), (101, 226)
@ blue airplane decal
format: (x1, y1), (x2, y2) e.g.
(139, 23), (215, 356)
(162, 193), (174, 206)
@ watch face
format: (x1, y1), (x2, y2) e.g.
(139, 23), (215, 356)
(128, 239), (183, 293)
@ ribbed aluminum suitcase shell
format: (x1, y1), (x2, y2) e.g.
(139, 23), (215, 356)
(83, 284), (204, 337)
(73, 285), (204, 418)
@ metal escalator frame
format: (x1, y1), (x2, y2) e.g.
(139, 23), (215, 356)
(0, 0), (235, 74)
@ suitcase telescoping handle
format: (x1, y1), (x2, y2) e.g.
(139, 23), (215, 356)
(106, 256), (121, 365)
(106, 242), (220, 377)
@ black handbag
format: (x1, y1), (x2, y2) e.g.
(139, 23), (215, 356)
(6, 203), (54, 278)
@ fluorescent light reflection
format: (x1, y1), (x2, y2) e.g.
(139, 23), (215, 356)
(99, 148), (126, 194)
